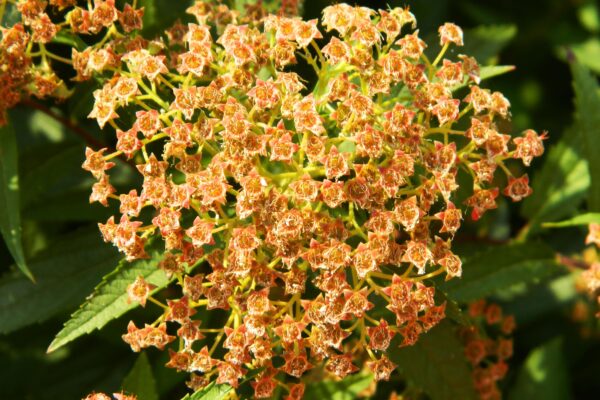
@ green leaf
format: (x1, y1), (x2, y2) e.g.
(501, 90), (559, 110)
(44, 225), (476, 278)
(462, 25), (517, 63)
(0, 229), (120, 334)
(47, 249), (169, 353)
(571, 59), (600, 211)
(122, 353), (159, 400)
(180, 382), (233, 400)
(569, 39), (600, 75)
(521, 125), (590, 232)
(542, 213), (600, 228)
(452, 65), (515, 92)
(303, 373), (373, 400)
(439, 242), (561, 303)
(389, 320), (477, 400)
(509, 338), (572, 400)
(479, 65), (516, 80)
(0, 122), (33, 281)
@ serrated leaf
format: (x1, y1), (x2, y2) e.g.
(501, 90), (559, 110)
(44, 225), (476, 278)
(304, 373), (373, 400)
(521, 125), (590, 233)
(542, 213), (600, 228)
(0, 229), (120, 334)
(439, 243), (560, 303)
(462, 25), (517, 63)
(48, 249), (169, 353)
(571, 59), (600, 211)
(122, 353), (159, 400)
(509, 338), (572, 400)
(0, 122), (33, 281)
(389, 320), (477, 400)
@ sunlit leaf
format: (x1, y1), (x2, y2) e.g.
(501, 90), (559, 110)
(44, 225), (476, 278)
(48, 249), (169, 353)
(180, 382), (233, 400)
(542, 213), (600, 228)
(304, 373), (373, 400)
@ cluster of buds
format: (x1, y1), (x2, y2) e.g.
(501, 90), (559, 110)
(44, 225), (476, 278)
(463, 300), (516, 400)
(71, 1), (545, 397)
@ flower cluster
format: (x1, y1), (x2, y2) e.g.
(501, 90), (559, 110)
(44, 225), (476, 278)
(463, 300), (516, 400)
(69, 1), (545, 397)
(0, 0), (79, 124)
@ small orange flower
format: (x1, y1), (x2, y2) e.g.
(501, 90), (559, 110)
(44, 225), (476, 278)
(126, 276), (156, 307)
(503, 175), (533, 202)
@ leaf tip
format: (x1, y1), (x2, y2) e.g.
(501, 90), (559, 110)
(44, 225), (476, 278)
(23, 266), (36, 283)
(46, 338), (64, 354)
(46, 342), (57, 354)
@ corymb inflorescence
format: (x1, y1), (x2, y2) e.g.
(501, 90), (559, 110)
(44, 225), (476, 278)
(49, 1), (543, 398)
